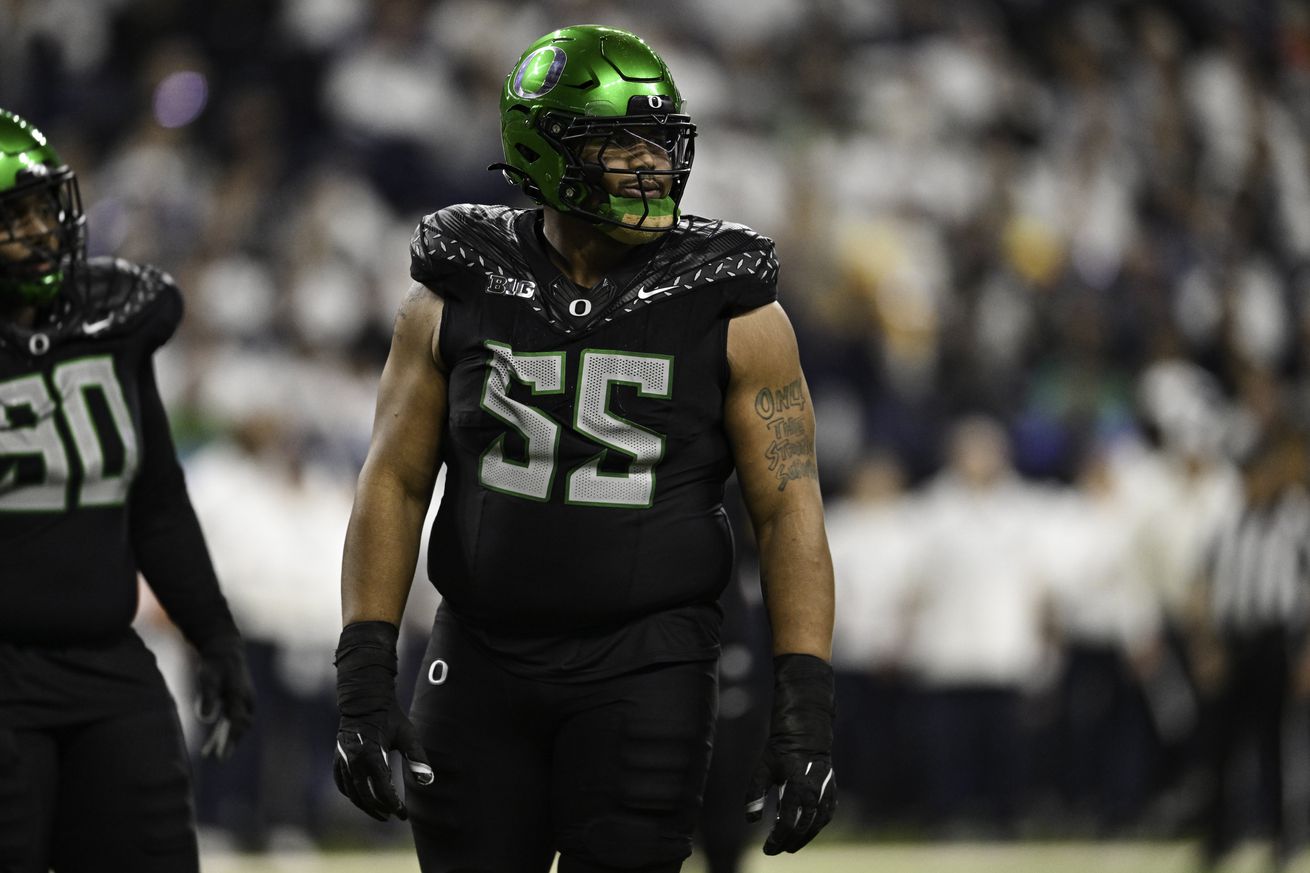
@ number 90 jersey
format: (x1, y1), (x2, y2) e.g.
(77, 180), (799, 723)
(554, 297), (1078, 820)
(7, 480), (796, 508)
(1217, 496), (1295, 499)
(0, 257), (181, 644)
(411, 206), (777, 657)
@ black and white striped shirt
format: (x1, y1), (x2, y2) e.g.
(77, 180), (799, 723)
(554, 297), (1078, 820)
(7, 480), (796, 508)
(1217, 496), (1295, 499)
(1208, 486), (1310, 634)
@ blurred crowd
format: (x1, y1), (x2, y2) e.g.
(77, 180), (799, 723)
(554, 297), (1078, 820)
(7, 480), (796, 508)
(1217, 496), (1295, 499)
(5, 0), (1310, 859)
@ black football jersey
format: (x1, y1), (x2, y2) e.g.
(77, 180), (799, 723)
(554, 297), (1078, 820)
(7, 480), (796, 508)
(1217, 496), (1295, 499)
(410, 206), (777, 674)
(0, 258), (229, 650)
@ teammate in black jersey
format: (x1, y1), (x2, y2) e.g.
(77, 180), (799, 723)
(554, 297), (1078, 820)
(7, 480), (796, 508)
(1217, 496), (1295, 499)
(334, 25), (836, 872)
(0, 110), (254, 873)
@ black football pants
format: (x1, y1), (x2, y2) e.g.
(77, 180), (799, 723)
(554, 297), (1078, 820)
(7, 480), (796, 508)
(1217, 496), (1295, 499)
(0, 703), (197, 873)
(406, 615), (718, 873)
(1200, 629), (1293, 859)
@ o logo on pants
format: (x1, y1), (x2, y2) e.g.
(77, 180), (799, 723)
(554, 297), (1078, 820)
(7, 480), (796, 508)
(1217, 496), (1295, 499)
(427, 659), (449, 685)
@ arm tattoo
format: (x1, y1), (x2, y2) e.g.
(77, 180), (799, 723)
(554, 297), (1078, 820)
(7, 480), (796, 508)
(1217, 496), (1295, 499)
(754, 379), (817, 490)
(754, 378), (805, 419)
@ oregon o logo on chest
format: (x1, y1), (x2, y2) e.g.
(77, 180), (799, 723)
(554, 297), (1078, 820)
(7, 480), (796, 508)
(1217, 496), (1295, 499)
(568, 298), (592, 317)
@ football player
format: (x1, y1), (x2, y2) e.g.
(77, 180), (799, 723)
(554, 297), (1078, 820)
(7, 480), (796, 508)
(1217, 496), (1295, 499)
(334, 25), (836, 872)
(0, 110), (254, 872)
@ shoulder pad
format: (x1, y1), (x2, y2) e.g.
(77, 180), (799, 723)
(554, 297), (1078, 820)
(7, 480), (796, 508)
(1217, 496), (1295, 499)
(74, 255), (182, 346)
(410, 205), (531, 302)
(76, 257), (183, 349)
(625, 216), (778, 315)
(0, 258), (181, 357)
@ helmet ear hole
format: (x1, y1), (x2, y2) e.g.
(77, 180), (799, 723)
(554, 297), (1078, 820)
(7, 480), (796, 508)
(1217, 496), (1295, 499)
(515, 144), (541, 163)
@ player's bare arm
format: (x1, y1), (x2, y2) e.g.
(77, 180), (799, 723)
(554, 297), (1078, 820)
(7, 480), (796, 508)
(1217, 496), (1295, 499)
(341, 281), (447, 625)
(335, 280), (443, 822)
(726, 300), (838, 855)
(725, 301), (834, 660)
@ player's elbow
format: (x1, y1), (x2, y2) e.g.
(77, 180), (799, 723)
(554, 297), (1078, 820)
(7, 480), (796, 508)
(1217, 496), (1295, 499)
(752, 499), (827, 551)
(355, 455), (437, 512)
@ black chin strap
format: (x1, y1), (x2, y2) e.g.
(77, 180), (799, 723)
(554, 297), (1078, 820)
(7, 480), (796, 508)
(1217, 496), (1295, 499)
(488, 162), (541, 200)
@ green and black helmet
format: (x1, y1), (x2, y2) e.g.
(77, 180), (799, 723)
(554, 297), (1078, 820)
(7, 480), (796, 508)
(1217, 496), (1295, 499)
(0, 110), (85, 305)
(495, 24), (696, 245)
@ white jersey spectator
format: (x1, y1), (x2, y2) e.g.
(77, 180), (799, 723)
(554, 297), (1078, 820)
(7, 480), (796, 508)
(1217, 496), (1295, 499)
(827, 457), (920, 674)
(905, 417), (1055, 833)
(910, 470), (1053, 690)
(825, 453), (921, 825)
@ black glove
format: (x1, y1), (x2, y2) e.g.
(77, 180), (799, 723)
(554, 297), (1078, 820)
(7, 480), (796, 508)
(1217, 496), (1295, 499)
(745, 653), (837, 854)
(194, 634), (255, 760)
(334, 621), (433, 822)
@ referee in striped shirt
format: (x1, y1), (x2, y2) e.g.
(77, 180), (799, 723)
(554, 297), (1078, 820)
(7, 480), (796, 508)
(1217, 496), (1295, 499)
(1191, 428), (1310, 870)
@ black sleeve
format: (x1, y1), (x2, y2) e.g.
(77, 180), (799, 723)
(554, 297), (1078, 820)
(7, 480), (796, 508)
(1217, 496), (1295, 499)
(410, 209), (464, 296)
(129, 356), (239, 651)
(720, 239), (779, 316)
(409, 204), (519, 301)
(722, 273), (778, 316)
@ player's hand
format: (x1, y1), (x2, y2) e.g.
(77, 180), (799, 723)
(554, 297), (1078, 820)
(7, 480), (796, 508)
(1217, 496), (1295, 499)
(746, 653), (837, 855)
(334, 699), (434, 821)
(334, 621), (434, 822)
(195, 634), (255, 760)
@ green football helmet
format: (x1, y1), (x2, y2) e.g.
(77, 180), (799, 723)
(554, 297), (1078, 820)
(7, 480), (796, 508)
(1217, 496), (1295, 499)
(0, 109), (85, 305)
(494, 24), (696, 245)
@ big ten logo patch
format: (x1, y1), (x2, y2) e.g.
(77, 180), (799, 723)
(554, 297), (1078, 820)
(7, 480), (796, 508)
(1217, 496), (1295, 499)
(485, 275), (537, 299)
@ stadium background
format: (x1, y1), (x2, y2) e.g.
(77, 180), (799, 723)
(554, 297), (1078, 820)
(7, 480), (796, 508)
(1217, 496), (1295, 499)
(4, 0), (1310, 870)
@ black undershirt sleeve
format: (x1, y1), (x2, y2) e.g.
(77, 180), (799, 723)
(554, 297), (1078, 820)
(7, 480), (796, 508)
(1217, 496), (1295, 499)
(129, 356), (239, 651)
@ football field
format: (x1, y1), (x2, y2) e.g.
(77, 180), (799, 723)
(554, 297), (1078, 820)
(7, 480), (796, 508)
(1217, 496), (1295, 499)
(201, 841), (1306, 873)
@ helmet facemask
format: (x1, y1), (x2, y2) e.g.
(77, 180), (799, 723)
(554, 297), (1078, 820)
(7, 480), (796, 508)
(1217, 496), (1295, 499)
(550, 107), (696, 245)
(0, 164), (85, 306)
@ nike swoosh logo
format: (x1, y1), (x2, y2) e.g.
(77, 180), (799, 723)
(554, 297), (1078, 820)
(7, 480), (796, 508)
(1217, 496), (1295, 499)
(637, 285), (680, 300)
(82, 317), (113, 335)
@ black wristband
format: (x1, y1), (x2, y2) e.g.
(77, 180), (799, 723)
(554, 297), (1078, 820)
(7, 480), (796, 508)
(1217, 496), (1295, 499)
(335, 621), (400, 661)
(335, 621), (400, 720)
(771, 653), (835, 749)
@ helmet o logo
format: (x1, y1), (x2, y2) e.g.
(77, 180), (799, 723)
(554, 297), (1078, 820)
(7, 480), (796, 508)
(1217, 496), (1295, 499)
(568, 298), (592, 317)
(646, 95), (664, 110)
(29, 333), (50, 356)
(512, 47), (567, 100)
